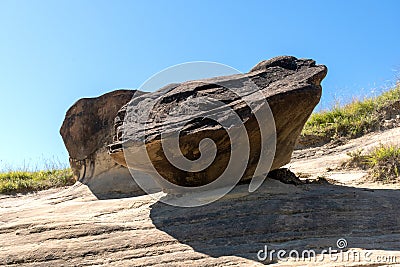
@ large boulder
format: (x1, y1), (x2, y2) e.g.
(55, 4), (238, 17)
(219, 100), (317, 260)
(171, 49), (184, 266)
(60, 89), (146, 196)
(108, 56), (327, 188)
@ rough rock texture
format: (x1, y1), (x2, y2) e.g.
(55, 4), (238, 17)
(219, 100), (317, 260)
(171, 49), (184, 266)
(2, 128), (400, 266)
(1, 179), (400, 266)
(109, 56), (327, 187)
(60, 90), (145, 197)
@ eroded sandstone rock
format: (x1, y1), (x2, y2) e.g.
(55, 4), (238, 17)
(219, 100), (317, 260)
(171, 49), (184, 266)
(109, 56), (327, 188)
(60, 89), (145, 196)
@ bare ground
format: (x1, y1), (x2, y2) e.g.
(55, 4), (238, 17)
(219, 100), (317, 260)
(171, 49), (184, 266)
(1, 128), (400, 266)
(290, 127), (400, 189)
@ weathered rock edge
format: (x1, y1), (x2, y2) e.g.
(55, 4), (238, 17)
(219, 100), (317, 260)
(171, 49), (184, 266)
(60, 89), (145, 196)
(109, 56), (327, 187)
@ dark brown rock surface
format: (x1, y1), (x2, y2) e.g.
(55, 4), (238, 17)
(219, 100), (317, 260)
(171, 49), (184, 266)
(109, 56), (327, 187)
(60, 89), (145, 196)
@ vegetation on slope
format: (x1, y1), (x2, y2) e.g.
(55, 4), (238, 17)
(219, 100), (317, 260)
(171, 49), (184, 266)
(302, 83), (400, 139)
(0, 168), (74, 194)
(301, 83), (400, 183)
(344, 145), (400, 183)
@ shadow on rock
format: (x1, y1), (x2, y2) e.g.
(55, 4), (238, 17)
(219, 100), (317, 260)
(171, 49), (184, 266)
(149, 179), (400, 263)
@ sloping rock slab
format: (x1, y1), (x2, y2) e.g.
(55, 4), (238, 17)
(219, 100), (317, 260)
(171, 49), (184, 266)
(1, 180), (400, 266)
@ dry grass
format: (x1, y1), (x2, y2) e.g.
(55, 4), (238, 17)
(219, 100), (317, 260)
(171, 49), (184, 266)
(0, 169), (75, 194)
(0, 158), (75, 194)
(344, 145), (400, 183)
(302, 83), (400, 140)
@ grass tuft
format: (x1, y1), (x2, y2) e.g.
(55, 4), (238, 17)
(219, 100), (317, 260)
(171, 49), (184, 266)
(344, 145), (400, 183)
(367, 145), (400, 182)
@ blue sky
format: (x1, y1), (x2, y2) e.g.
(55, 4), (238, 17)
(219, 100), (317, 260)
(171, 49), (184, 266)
(0, 0), (399, 169)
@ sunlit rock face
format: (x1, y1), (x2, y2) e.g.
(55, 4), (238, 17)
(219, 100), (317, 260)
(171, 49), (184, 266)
(108, 56), (327, 188)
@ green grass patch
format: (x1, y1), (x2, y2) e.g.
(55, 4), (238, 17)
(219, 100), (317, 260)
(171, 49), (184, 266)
(0, 168), (75, 194)
(302, 83), (400, 139)
(344, 145), (400, 183)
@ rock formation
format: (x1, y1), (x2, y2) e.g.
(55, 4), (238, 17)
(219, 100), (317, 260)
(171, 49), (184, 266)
(108, 56), (327, 188)
(60, 89), (145, 196)
(3, 127), (400, 266)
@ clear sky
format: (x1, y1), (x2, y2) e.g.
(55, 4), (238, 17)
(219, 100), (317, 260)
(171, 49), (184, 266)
(0, 0), (399, 170)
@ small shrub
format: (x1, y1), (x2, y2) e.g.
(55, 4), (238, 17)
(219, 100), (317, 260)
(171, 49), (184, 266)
(345, 145), (400, 183)
(343, 149), (368, 169)
(367, 145), (400, 182)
